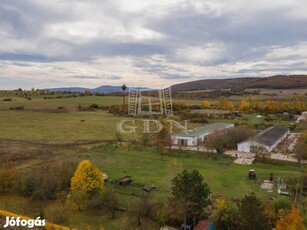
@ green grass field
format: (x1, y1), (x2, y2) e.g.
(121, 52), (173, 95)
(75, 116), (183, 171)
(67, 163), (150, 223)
(0, 144), (302, 229)
(0, 96), (122, 110)
(0, 92), (305, 229)
(0, 110), (122, 140)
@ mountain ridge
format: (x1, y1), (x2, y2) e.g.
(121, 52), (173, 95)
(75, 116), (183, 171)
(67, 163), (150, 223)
(171, 75), (307, 92)
(45, 75), (307, 93)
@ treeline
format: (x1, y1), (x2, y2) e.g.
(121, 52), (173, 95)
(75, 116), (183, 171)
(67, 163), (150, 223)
(0, 89), (106, 101)
(201, 97), (306, 114)
(211, 193), (306, 230)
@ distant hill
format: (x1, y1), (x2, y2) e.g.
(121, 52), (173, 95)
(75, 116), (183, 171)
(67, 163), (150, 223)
(171, 75), (307, 92)
(46, 85), (124, 93)
(46, 85), (149, 93)
(46, 87), (89, 93)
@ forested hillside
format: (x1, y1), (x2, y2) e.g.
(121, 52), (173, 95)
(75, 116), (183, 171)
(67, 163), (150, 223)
(171, 75), (307, 92)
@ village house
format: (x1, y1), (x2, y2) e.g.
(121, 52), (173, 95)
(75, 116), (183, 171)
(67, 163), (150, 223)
(296, 111), (307, 123)
(237, 125), (290, 153)
(172, 123), (234, 147)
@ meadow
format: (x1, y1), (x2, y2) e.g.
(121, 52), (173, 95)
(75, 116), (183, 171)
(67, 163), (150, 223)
(0, 143), (302, 229)
(0, 91), (305, 229)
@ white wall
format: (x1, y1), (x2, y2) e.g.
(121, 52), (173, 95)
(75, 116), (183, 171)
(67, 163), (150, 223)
(173, 136), (195, 146)
(237, 142), (250, 152)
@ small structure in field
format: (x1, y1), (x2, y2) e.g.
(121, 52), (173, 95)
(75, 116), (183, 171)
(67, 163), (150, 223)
(277, 177), (287, 190)
(278, 189), (289, 196)
(143, 184), (156, 192)
(260, 180), (274, 192)
(237, 125), (290, 153)
(103, 173), (109, 181)
(248, 169), (256, 180)
(118, 176), (133, 185)
(295, 111), (307, 123)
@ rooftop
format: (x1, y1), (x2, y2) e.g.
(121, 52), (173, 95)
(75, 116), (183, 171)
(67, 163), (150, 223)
(249, 125), (289, 147)
(173, 123), (234, 138)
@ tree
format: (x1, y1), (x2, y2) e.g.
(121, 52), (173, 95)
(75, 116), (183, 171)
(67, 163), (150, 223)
(223, 101), (234, 111)
(205, 130), (228, 154)
(274, 209), (306, 230)
(212, 197), (240, 230)
(294, 101), (305, 113)
(238, 193), (271, 230)
(280, 102), (291, 112)
(70, 160), (104, 210)
(264, 100), (280, 113)
(227, 126), (255, 148)
(273, 197), (292, 213)
(250, 97), (261, 111)
(169, 169), (211, 227)
(166, 159), (183, 187)
(218, 96), (227, 109)
(84, 89), (92, 96)
(155, 120), (172, 156)
(202, 100), (210, 109)
(205, 126), (254, 153)
(239, 99), (250, 112)
(295, 131), (307, 164)
(0, 161), (18, 193)
(103, 189), (120, 219)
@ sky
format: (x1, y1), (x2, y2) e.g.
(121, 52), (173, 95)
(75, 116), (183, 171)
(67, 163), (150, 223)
(1, 0), (307, 89)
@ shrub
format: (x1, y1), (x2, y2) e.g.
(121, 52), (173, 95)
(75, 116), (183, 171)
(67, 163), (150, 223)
(90, 103), (99, 109)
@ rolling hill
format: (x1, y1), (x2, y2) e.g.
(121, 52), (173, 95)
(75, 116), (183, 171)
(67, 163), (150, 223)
(46, 85), (124, 93)
(171, 75), (307, 92)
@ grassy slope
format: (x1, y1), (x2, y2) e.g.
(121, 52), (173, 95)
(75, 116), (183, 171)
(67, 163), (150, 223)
(0, 96), (122, 110)
(0, 111), (122, 140)
(0, 145), (301, 229)
(0, 93), (304, 229)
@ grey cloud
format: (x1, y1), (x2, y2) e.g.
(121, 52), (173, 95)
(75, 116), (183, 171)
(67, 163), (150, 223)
(147, 5), (307, 64)
(1, 0), (307, 88)
(70, 74), (121, 80)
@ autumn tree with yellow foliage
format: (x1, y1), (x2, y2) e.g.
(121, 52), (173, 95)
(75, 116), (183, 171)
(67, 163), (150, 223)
(202, 100), (210, 109)
(224, 101), (234, 111)
(239, 99), (250, 112)
(70, 160), (104, 210)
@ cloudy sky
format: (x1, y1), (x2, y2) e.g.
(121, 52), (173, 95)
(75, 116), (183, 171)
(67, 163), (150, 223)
(1, 0), (307, 89)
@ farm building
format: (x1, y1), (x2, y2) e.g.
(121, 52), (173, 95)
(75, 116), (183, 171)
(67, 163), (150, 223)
(237, 126), (290, 153)
(172, 123), (234, 147)
(296, 111), (307, 123)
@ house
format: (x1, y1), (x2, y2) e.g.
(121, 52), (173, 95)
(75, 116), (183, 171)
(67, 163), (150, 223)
(172, 123), (234, 147)
(296, 111), (307, 123)
(237, 126), (290, 153)
(296, 116), (306, 123)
